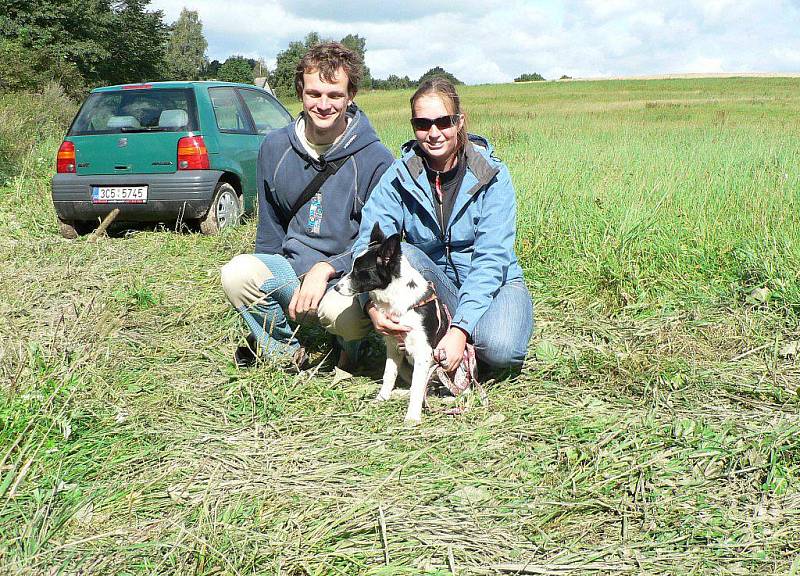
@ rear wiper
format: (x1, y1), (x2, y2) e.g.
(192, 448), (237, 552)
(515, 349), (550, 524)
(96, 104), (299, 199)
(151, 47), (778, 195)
(119, 126), (169, 132)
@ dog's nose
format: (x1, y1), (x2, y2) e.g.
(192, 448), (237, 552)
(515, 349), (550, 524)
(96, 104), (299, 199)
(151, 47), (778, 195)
(334, 284), (341, 293)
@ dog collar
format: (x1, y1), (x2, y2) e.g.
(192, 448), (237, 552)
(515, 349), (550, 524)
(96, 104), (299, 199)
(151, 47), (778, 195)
(411, 282), (439, 309)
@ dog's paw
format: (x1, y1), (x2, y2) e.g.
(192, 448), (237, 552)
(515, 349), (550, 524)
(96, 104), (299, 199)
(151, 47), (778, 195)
(403, 415), (421, 426)
(373, 392), (390, 403)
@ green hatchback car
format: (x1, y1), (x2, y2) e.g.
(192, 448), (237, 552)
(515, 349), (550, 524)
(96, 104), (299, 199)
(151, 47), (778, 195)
(51, 81), (293, 237)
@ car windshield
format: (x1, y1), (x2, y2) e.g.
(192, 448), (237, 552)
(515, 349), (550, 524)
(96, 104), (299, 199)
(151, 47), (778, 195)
(69, 88), (199, 135)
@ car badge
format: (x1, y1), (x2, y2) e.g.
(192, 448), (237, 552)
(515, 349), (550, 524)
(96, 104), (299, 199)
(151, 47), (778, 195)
(117, 138), (128, 148)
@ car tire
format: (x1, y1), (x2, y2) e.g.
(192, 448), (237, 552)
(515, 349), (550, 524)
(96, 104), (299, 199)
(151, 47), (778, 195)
(58, 218), (93, 239)
(199, 182), (242, 235)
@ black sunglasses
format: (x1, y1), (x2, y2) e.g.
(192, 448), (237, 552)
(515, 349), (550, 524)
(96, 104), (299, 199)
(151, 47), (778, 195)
(410, 114), (460, 131)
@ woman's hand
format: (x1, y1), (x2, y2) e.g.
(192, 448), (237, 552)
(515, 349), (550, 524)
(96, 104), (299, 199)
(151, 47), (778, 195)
(434, 327), (468, 373)
(366, 301), (410, 342)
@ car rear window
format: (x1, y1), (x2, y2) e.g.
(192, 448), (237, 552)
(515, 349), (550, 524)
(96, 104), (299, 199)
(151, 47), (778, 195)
(69, 88), (198, 135)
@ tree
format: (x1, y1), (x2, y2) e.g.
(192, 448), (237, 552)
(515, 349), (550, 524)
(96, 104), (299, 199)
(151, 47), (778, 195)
(418, 66), (462, 86)
(372, 74), (414, 90)
(97, 0), (168, 85)
(218, 56), (254, 84)
(270, 32), (372, 97)
(514, 72), (546, 82)
(270, 32), (323, 98)
(165, 8), (207, 80)
(271, 40), (305, 96)
(340, 33), (371, 89)
(251, 57), (272, 90)
(242, 57), (258, 71)
(202, 59), (222, 79)
(0, 0), (168, 92)
(0, 0), (110, 93)
(0, 39), (85, 96)
(252, 57), (270, 79)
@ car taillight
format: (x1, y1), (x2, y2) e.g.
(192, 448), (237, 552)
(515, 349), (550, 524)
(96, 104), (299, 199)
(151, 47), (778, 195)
(56, 141), (76, 173)
(177, 136), (209, 170)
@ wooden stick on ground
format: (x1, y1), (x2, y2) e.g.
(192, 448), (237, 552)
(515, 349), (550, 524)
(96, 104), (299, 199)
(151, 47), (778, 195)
(89, 208), (120, 241)
(447, 546), (457, 575)
(378, 504), (389, 565)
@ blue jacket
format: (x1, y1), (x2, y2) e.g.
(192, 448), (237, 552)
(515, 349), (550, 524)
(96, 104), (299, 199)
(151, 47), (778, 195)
(353, 135), (524, 335)
(255, 105), (394, 277)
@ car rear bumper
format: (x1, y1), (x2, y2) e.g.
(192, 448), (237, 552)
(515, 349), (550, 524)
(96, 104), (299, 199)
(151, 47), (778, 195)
(51, 170), (223, 221)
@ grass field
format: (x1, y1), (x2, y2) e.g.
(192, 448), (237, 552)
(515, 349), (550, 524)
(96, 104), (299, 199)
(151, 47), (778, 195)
(1, 77), (800, 575)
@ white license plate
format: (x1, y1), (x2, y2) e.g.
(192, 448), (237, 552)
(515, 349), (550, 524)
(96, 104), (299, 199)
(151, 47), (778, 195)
(91, 185), (148, 204)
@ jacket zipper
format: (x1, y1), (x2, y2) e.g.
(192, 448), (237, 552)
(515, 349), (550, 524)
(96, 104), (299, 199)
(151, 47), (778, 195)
(434, 173), (461, 287)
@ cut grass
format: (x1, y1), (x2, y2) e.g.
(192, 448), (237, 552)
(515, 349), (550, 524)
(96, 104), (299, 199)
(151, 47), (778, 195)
(2, 77), (800, 574)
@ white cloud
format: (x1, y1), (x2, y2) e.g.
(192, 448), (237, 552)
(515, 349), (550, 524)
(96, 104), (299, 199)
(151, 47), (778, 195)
(278, 0), (504, 22)
(684, 57), (725, 73)
(771, 47), (800, 65)
(149, 0), (800, 83)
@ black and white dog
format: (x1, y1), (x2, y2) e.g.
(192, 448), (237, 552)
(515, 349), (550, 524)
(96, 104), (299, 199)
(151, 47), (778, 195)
(335, 224), (449, 423)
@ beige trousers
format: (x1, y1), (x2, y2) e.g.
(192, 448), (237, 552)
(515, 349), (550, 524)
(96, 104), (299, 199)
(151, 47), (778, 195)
(221, 254), (372, 342)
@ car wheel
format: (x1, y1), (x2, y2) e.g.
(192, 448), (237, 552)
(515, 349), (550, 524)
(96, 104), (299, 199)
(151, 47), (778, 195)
(58, 218), (93, 239)
(199, 182), (242, 235)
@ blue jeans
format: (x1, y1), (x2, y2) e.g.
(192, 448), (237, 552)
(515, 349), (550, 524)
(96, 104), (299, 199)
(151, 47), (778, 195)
(401, 242), (534, 368)
(224, 253), (363, 361)
(240, 254), (302, 356)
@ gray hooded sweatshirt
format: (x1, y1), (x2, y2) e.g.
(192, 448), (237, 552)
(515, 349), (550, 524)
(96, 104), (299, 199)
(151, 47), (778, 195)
(255, 104), (394, 277)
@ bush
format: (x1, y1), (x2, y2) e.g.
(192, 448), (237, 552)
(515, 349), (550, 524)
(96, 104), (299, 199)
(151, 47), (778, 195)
(418, 66), (462, 86)
(514, 73), (546, 82)
(372, 74), (414, 90)
(0, 40), (86, 98)
(0, 83), (77, 184)
(218, 56), (255, 84)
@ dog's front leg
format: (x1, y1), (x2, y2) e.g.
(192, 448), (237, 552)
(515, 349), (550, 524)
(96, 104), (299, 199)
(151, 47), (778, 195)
(405, 354), (432, 424)
(376, 339), (402, 402)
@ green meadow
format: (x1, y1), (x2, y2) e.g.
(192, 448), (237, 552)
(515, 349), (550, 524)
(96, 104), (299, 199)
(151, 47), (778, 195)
(1, 78), (799, 575)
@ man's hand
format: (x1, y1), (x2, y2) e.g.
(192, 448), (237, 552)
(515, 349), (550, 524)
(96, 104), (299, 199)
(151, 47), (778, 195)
(434, 327), (468, 373)
(288, 261), (335, 323)
(366, 301), (411, 342)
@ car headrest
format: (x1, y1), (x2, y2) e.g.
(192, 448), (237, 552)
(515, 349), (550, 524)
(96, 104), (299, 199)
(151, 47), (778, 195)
(158, 109), (189, 129)
(106, 115), (141, 128)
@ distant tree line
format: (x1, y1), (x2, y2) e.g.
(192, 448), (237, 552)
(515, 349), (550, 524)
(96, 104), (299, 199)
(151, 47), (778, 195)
(256, 32), (463, 97)
(371, 67), (463, 91)
(514, 73), (546, 82)
(0, 3), (465, 97)
(268, 32), (373, 98)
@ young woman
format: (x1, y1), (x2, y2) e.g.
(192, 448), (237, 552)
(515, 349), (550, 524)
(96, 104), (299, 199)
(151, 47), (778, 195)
(351, 78), (533, 374)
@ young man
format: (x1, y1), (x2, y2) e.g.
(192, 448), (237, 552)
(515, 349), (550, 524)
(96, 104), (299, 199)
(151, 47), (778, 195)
(221, 42), (394, 369)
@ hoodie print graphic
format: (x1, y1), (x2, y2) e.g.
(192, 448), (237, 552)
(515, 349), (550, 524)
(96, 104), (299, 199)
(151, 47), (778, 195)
(306, 192), (323, 235)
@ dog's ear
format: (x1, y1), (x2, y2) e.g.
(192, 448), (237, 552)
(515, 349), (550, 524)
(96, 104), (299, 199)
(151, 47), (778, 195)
(370, 222), (385, 245)
(378, 233), (401, 265)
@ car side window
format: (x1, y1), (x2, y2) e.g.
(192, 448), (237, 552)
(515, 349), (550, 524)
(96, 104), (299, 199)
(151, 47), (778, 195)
(238, 89), (292, 135)
(209, 87), (251, 133)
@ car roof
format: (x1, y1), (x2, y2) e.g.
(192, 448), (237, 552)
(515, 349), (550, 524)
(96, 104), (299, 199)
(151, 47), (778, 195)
(92, 81), (267, 93)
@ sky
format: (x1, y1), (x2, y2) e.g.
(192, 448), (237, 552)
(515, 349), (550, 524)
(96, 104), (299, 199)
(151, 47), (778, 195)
(149, 0), (800, 84)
